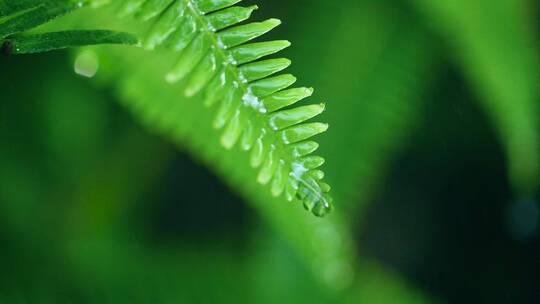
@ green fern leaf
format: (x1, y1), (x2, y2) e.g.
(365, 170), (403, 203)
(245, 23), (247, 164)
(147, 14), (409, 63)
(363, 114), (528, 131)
(115, 0), (333, 216)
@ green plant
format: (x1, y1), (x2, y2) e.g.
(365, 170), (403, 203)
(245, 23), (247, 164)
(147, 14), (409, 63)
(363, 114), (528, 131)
(2, 0), (539, 302)
(1, 0), (333, 217)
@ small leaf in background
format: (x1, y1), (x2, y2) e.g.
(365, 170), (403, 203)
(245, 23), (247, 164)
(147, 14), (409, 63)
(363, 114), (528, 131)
(6, 30), (138, 54)
(0, 0), (83, 38)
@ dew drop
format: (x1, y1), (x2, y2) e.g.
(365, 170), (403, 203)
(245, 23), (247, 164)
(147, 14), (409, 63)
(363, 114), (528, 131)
(290, 161), (308, 180)
(242, 89), (267, 113)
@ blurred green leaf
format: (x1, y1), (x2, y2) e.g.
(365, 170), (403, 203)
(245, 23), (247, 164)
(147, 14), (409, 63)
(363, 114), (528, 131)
(0, 0), (41, 19)
(412, 0), (540, 195)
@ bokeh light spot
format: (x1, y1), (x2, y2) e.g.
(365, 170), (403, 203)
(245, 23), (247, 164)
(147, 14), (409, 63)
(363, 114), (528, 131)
(74, 50), (99, 78)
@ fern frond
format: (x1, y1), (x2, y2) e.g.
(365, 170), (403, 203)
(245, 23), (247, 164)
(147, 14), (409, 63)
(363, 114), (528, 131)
(117, 0), (333, 216)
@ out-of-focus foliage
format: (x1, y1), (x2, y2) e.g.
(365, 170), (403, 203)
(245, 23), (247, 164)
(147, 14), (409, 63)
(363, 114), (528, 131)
(412, 0), (540, 195)
(1, 0), (539, 303)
